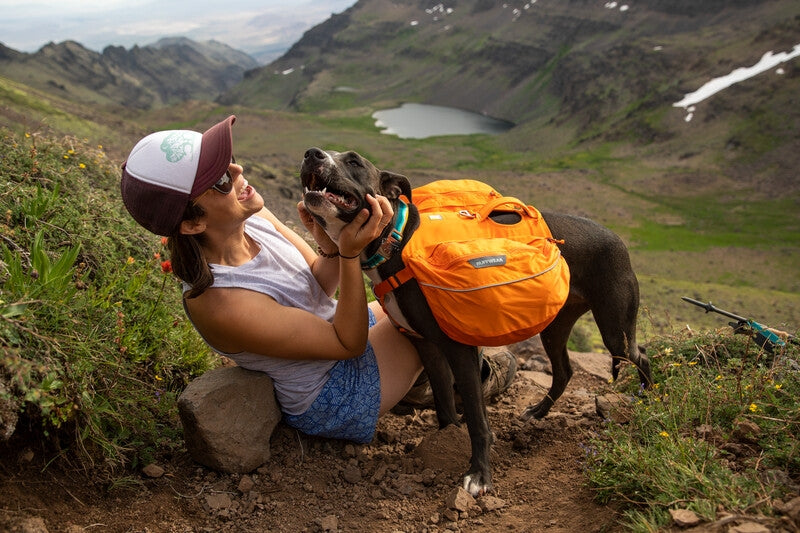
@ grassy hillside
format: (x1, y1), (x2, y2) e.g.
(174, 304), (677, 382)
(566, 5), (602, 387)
(0, 124), (215, 470)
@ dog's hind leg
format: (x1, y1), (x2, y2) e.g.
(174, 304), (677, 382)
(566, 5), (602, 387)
(521, 301), (588, 421)
(591, 287), (652, 389)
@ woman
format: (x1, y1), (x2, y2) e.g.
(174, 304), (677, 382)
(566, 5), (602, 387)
(120, 115), (515, 444)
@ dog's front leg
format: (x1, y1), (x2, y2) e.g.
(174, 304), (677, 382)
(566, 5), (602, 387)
(410, 338), (459, 427)
(445, 343), (493, 496)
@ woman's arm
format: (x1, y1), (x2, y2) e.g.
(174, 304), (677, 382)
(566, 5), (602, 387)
(256, 206), (340, 296)
(185, 285), (368, 360)
(188, 196), (392, 360)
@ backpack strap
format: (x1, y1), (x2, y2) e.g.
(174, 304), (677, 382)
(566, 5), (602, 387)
(372, 267), (415, 303)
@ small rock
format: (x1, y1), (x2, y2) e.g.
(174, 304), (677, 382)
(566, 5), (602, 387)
(694, 424), (714, 439)
(19, 517), (49, 533)
(732, 419), (761, 443)
(19, 449), (34, 463)
(445, 486), (475, 512)
(478, 495), (506, 512)
(442, 508), (460, 522)
(729, 522), (770, 533)
(320, 514), (338, 531)
(205, 492), (232, 510)
(342, 464), (362, 484)
(370, 463), (387, 483)
(595, 393), (632, 424)
(669, 508), (701, 527)
(237, 475), (255, 493)
(142, 463), (165, 478)
(775, 495), (800, 523)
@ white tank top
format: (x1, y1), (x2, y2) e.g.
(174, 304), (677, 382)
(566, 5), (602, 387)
(183, 215), (337, 415)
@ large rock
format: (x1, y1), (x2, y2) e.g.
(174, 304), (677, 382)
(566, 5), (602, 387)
(178, 366), (281, 473)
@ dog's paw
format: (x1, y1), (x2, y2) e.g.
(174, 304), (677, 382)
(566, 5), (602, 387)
(520, 403), (551, 421)
(462, 473), (492, 497)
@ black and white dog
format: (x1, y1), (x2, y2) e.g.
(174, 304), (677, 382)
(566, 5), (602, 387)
(300, 147), (651, 496)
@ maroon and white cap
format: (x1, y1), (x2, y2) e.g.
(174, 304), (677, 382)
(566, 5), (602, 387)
(120, 115), (236, 236)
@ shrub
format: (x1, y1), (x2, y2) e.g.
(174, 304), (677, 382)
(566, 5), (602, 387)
(0, 129), (215, 474)
(586, 328), (799, 529)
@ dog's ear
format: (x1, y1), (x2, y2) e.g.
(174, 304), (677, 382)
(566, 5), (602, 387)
(379, 171), (412, 201)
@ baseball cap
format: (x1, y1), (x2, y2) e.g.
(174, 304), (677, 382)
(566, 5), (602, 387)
(120, 115), (236, 236)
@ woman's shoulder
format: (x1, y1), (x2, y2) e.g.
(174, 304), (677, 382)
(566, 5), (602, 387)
(247, 209), (277, 230)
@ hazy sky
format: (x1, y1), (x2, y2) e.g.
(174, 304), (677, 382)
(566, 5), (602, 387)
(0, 0), (356, 59)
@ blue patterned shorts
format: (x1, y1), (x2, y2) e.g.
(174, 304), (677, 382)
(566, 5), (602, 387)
(283, 310), (380, 443)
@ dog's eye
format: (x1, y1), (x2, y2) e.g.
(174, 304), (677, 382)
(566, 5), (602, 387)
(347, 159), (363, 168)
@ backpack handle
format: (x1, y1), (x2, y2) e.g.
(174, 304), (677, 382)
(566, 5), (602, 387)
(477, 196), (539, 221)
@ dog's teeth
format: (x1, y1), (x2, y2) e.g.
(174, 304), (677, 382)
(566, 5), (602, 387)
(304, 186), (309, 194)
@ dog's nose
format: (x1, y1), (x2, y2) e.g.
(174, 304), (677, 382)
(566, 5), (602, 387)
(304, 147), (325, 161)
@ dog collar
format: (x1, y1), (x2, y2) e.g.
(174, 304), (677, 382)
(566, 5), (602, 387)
(361, 196), (409, 270)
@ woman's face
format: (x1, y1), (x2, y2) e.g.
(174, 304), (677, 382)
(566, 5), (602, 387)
(192, 160), (264, 230)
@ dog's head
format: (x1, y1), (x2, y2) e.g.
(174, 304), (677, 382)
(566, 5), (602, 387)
(300, 147), (411, 242)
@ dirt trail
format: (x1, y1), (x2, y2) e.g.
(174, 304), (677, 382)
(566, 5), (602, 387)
(1, 347), (625, 532)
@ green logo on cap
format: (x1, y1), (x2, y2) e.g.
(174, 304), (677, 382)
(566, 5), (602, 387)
(161, 132), (196, 163)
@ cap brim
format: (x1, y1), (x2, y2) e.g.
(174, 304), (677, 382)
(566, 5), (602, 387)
(191, 115), (236, 198)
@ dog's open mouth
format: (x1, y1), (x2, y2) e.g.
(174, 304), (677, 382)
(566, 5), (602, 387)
(303, 186), (359, 212)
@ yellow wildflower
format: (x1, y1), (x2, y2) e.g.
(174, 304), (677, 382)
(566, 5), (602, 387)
(79, 163), (86, 169)
(749, 403), (758, 413)
(659, 431), (669, 438)
(126, 256), (135, 264)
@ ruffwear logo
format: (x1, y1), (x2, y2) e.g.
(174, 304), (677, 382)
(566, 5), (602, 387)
(468, 255), (507, 268)
(160, 132), (197, 163)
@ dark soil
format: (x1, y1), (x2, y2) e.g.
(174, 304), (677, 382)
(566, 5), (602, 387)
(1, 348), (627, 533)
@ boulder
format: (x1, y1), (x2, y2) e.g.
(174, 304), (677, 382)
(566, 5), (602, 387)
(178, 366), (281, 473)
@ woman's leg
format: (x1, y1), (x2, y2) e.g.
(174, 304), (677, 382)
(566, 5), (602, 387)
(367, 301), (424, 415)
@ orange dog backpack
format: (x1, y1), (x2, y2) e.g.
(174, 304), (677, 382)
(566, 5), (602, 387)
(372, 179), (570, 346)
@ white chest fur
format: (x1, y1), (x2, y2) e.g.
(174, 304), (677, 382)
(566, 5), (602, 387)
(365, 270), (416, 332)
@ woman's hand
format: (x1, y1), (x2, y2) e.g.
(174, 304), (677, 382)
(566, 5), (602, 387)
(337, 195), (394, 258)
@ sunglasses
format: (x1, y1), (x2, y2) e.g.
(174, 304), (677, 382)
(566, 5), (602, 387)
(211, 157), (236, 194)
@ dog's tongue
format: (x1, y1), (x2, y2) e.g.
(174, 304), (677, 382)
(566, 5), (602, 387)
(325, 191), (358, 210)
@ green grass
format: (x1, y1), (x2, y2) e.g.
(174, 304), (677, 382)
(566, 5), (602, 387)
(587, 330), (799, 530)
(0, 128), (215, 474)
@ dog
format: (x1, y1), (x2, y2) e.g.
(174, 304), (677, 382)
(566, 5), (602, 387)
(300, 147), (652, 496)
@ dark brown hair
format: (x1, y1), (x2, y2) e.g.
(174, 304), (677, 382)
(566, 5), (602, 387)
(167, 202), (212, 299)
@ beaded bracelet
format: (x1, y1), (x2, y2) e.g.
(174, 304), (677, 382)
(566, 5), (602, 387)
(316, 246), (339, 258)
